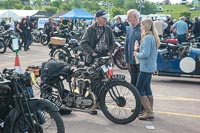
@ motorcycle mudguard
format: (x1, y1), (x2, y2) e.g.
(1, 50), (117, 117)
(3, 109), (19, 133)
(113, 47), (124, 57)
(4, 99), (58, 133)
(41, 34), (47, 37)
(29, 98), (59, 112)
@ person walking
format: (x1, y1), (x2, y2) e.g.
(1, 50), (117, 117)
(80, 9), (115, 115)
(125, 9), (141, 86)
(171, 17), (188, 43)
(16, 18), (28, 51)
(134, 18), (160, 120)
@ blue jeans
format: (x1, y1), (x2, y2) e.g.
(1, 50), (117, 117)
(177, 34), (186, 44)
(136, 71), (153, 96)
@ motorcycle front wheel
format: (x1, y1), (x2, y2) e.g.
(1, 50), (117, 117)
(41, 35), (48, 46)
(100, 80), (141, 124)
(0, 40), (6, 54)
(11, 105), (65, 133)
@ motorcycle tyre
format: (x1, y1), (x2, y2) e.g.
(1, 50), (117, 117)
(100, 80), (141, 124)
(0, 40), (6, 54)
(41, 35), (48, 46)
(10, 99), (65, 133)
(50, 46), (71, 62)
(113, 48), (127, 70)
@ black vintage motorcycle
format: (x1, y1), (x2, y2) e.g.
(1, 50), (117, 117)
(0, 68), (65, 133)
(39, 56), (141, 124)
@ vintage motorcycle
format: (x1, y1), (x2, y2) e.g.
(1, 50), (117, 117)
(156, 42), (200, 78)
(0, 68), (65, 133)
(38, 56), (141, 124)
(31, 29), (48, 46)
(0, 30), (21, 52)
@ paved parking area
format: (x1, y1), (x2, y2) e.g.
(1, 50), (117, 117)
(0, 44), (200, 133)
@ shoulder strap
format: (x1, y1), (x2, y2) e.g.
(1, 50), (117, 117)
(95, 27), (105, 44)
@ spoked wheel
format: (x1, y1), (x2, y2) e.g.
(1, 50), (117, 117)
(0, 40), (6, 54)
(50, 47), (71, 62)
(113, 48), (127, 70)
(100, 80), (141, 124)
(11, 108), (65, 133)
(41, 35), (48, 46)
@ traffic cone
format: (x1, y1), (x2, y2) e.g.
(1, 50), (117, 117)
(14, 53), (22, 74)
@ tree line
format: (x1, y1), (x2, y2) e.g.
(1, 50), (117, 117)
(0, 0), (157, 18)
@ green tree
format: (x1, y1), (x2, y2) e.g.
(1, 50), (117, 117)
(45, 7), (57, 14)
(2, 0), (14, 9)
(110, 7), (125, 18)
(124, 0), (137, 10)
(82, 1), (100, 14)
(70, 0), (82, 8)
(24, 6), (33, 10)
(14, 3), (23, 9)
(51, 0), (61, 12)
(114, 0), (125, 8)
(61, 3), (72, 12)
(141, 1), (157, 14)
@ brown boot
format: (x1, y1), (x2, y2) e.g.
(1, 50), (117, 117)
(148, 96), (153, 111)
(138, 96), (154, 120)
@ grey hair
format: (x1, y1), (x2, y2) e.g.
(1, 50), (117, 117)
(127, 9), (140, 20)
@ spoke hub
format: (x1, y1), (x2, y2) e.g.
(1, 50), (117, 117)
(116, 96), (126, 107)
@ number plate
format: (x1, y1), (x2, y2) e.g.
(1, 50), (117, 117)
(111, 74), (125, 80)
(41, 93), (62, 108)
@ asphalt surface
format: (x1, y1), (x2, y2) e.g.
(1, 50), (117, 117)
(0, 43), (200, 133)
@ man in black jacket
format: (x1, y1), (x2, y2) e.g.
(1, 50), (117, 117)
(80, 10), (115, 60)
(44, 18), (54, 43)
(192, 17), (200, 38)
(26, 16), (33, 47)
(80, 10), (115, 115)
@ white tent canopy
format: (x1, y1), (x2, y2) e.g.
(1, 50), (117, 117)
(0, 10), (38, 20)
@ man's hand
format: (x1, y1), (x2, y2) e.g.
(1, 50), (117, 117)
(92, 52), (97, 56)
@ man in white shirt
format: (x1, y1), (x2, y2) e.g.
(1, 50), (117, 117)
(8, 17), (15, 31)
(153, 17), (168, 40)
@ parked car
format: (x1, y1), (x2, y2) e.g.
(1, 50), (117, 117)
(155, 43), (200, 78)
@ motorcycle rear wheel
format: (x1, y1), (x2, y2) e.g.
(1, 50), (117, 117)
(100, 80), (141, 124)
